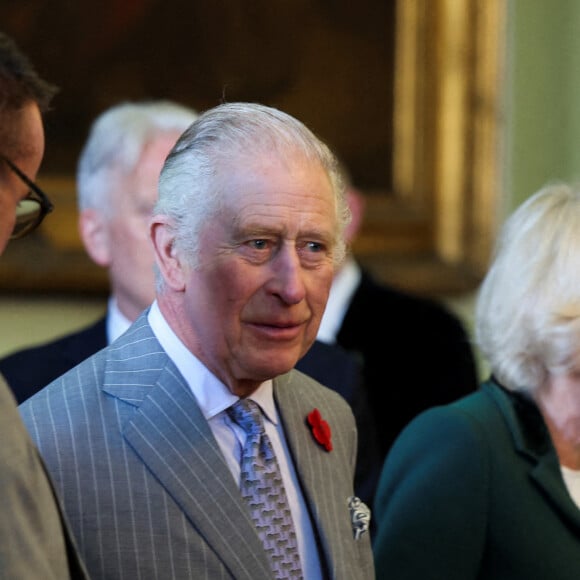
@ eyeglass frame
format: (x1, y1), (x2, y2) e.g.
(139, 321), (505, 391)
(1, 154), (54, 239)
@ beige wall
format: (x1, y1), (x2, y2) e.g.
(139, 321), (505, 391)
(0, 295), (105, 357)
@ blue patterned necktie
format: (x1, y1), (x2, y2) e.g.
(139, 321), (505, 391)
(228, 399), (303, 579)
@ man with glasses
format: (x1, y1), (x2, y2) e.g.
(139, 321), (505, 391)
(0, 31), (88, 578)
(1, 154), (54, 239)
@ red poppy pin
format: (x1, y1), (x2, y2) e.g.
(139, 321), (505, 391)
(307, 408), (333, 452)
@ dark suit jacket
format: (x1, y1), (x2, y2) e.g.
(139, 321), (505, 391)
(337, 268), (479, 457)
(372, 379), (580, 579)
(19, 312), (375, 579)
(2, 313), (381, 505)
(0, 317), (108, 404)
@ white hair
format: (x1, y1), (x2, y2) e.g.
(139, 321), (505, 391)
(155, 102), (350, 276)
(76, 100), (198, 215)
(475, 182), (580, 392)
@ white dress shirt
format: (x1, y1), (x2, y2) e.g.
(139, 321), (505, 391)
(561, 465), (580, 509)
(317, 256), (361, 344)
(106, 297), (133, 344)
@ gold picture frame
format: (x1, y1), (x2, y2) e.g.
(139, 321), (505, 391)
(355, 0), (505, 295)
(0, 0), (505, 297)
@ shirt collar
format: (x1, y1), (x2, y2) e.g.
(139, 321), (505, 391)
(147, 300), (276, 424)
(106, 296), (132, 343)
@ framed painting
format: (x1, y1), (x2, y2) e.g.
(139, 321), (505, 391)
(0, 0), (505, 297)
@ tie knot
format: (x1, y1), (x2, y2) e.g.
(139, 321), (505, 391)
(228, 399), (264, 437)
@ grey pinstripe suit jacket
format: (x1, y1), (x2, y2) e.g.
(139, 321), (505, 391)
(19, 312), (374, 579)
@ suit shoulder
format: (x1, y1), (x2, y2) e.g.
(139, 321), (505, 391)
(394, 388), (499, 452)
(21, 344), (109, 406)
(281, 369), (355, 415)
(0, 317), (107, 403)
(296, 340), (361, 401)
(0, 317), (106, 366)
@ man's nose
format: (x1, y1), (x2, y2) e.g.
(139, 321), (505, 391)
(268, 245), (307, 305)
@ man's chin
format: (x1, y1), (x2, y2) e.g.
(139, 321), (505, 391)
(250, 353), (301, 381)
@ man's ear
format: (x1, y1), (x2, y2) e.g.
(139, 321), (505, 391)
(79, 208), (111, 267)
(151, 218), (186, 291)
(344, 186), (366, 244)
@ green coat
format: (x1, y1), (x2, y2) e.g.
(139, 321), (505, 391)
(372, 379), (580, 580)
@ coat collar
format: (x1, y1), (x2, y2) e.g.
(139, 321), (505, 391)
(274, 372), (363, 570)
(485, 379), (580, 529)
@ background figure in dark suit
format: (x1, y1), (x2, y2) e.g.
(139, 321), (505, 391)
(317, 173), (480, 457)
(0, 100), (381, 506)
(20, 102), (375, 579)
(373, 182), (580, 579)
(0, 31), (88, 578)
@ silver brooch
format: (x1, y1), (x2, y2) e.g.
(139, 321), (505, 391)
(347, 496), (371, 540)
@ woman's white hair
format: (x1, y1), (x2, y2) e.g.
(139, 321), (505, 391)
(475, 182), (580, 393)
(155, 102), (350, 278)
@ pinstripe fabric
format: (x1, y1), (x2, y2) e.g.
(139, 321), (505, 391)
(19, 311), (375, 580)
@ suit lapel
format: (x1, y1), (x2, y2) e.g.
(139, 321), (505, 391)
(488, 381), (580, 531)
(530, 456), (580, 529)
(274, 372), (354, 573)
(103, 314), (273, 580)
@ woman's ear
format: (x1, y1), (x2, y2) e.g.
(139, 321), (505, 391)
(150, 218), (187, 291)
(79, 208), (111, 267)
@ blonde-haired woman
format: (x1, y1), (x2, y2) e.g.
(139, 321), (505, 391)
(373, 182), (580, 580)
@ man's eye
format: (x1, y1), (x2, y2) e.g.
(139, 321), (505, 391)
(249, 239), (268, 250)
(306, 241), (324, 252)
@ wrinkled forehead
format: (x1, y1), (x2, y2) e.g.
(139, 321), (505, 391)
(215, 152), (337, 226)
(216, 148), (334, 195)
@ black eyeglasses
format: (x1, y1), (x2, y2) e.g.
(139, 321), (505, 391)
(1, 155), (54, 239)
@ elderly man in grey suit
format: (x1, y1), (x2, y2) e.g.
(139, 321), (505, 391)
(20, 102), (375, 579)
